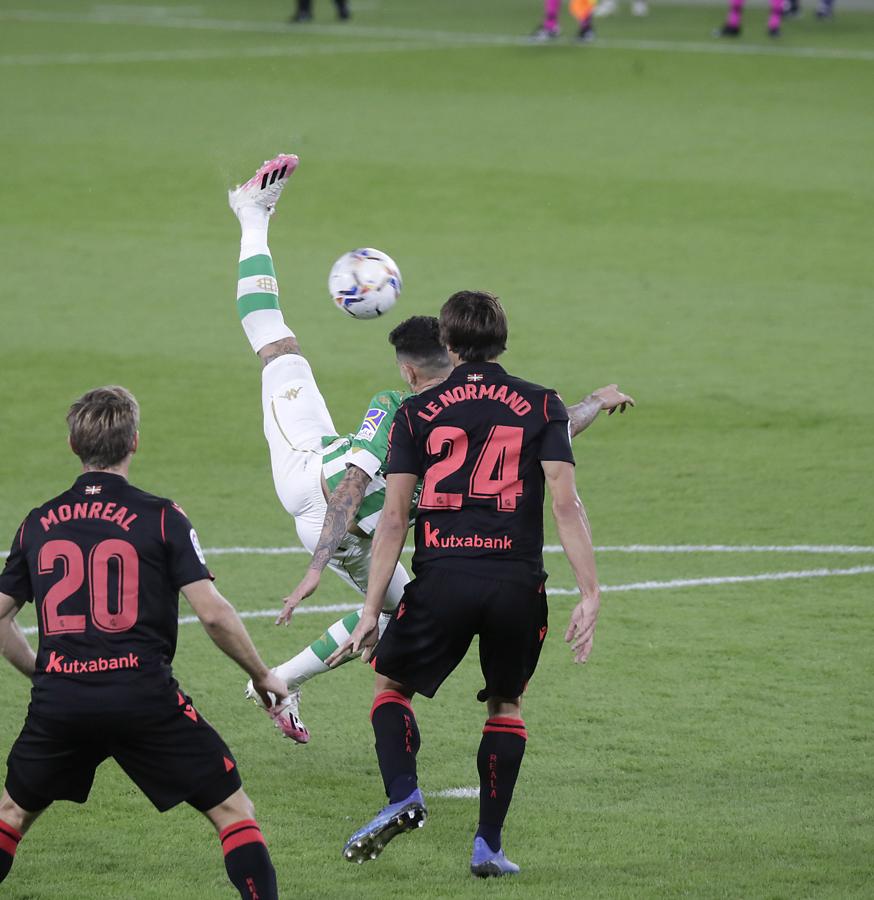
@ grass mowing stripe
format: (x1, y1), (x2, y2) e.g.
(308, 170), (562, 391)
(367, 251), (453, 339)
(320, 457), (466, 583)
(18, 603), (363, 635)
(17, 565), (874, 635)
(4, 543), (873, 559)
(196, 542), (874, 556)
(2, 11), (874, 63)
(0, 41), (460, 67)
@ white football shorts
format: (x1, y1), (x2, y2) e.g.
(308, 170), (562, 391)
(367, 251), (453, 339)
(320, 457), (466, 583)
(260, 353), (408, 610)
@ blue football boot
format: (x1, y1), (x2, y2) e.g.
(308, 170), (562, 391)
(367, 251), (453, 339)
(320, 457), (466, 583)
(343, 788), (427, 863)
(470, 836), (521, 878)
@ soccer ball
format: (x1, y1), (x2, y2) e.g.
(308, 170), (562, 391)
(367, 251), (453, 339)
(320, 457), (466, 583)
(328, 248), (402, 319)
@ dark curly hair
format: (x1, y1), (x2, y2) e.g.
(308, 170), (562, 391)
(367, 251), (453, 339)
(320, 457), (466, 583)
(388, 316), (450, 373)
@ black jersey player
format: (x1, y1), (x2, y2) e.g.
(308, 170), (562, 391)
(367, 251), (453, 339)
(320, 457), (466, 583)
(328, 292), (601, 876)
(0, 386), (288, 899)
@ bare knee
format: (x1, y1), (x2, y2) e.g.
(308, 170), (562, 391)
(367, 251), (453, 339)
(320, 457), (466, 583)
(486, 696), (522, 719)
(0, 790), (41, 835)
(202, 788), (257, 833)
(373, 675), (414, 701)
(258, 337), (301, 366)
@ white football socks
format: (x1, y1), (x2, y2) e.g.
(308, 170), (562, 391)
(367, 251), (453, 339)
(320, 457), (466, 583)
(235, 211), (295, 354)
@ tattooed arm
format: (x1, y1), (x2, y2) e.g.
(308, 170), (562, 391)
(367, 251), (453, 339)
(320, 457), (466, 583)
(276, 465), (372, 624)
(309, 464), (371, 573)
(567, 384), (635, 438)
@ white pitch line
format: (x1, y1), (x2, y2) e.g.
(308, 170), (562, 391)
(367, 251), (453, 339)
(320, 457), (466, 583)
(16, 565), (874, 635)
(548, 565), (874, 595)
(2, 10), (873, 64)
(428, 787), (479, 799)
(591, 544), (874, 555)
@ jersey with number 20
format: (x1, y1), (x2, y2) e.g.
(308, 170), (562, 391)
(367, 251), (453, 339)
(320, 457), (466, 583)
(0, 471), (212, 709)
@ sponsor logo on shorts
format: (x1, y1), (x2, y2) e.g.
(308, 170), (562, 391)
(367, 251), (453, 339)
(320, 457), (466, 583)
(281, 386), (302, 400)
(355, 407), (387, 442)
(423, 520), (513, 551)
(44, 650), (139, 674)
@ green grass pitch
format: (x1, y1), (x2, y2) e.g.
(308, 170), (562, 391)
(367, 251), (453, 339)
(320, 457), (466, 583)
(1, 1), (872, 897)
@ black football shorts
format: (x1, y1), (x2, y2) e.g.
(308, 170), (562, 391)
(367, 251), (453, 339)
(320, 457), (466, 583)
(5, 687), (241, 814)
(372, 566), (548, 701)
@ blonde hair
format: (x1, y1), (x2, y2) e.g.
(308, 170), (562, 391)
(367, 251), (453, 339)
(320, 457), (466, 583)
(67, 386), (139, 469)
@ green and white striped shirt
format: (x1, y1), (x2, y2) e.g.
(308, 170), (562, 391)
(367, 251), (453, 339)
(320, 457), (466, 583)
(321, 390), (407, 534)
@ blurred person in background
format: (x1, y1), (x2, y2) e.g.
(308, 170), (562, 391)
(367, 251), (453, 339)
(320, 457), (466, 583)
(783, 0), (836, 18)
(595, 0), (649, 18)
(716, 0), (783, 36)
(291, 0), (350, 22)
(530, 0), (597, 43)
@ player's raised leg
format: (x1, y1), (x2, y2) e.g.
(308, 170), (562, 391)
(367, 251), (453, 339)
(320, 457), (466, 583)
(228, 154), (337, 520)
(201, 787), (278, 900)
(229, 154), (301, 365)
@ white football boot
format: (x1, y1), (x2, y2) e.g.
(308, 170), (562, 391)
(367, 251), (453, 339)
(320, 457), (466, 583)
(228, 153), (299, 220)
(245, 679), (310, 744)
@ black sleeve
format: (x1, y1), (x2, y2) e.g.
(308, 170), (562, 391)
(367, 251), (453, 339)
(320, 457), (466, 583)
(385, 404), (424, 477)
(539, 391), (575, 464)
(162, 502), (214, 589)
(0, 517), (33, 603)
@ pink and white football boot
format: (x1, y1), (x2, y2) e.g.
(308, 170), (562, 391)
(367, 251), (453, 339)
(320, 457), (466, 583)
(245, 680), (310, 744)
(228, 153), (299, 219)
(269, 691), (310, 744)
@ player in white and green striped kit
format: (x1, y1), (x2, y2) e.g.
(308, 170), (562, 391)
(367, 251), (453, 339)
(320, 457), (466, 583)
(229, 155), (634, 742)
(227, 156), (439, 740)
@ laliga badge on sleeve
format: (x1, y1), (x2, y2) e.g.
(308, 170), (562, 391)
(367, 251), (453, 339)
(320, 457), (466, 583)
(355, 407), (388, 442)
(190, 528), (207, 566)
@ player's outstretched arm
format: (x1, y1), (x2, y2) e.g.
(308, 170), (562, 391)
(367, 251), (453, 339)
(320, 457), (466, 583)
(326, 472), (418, 667)
(567, 384), (635, 438)
(276, 464), (372, 625)
(182, 580), (288, 707)
(542, 460), (601, 663)
(0, 592), (35, 677)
